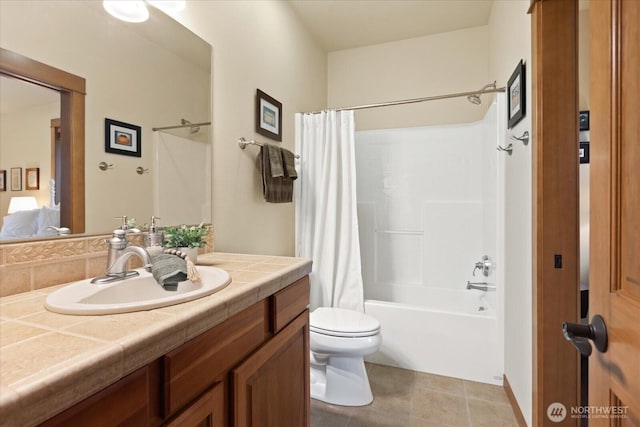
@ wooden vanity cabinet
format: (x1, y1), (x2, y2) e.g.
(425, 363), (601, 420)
(39, 276), (310, 427)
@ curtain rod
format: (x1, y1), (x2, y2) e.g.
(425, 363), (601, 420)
(302, 87), (506, 114)
(152, 121), (211, 131)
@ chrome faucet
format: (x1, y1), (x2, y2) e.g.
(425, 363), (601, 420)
(47, 225), (71, 235)
(91, 229), (152, 284)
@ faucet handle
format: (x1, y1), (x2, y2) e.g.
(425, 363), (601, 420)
(472, 262), (483, 276)
(472, 255), (492, 277)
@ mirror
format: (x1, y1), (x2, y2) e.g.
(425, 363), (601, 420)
(0, 1), (211, 241)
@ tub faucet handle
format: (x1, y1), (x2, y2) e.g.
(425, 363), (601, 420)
(472, 255), (492, 277)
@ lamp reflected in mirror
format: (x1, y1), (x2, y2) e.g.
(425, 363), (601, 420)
(8, 197), (37, 214)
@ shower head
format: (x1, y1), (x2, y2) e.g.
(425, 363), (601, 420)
(467, 94), (482, 105)
(181, 118), (200, 134)
(467, 81), (497, 105)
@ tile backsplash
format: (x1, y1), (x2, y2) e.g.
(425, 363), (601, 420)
(0, 228), (213, 298)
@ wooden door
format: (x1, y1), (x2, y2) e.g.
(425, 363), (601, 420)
(233, 311), (310, 427)
(589, 0), (640, 425)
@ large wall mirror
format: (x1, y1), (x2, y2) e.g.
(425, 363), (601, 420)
(0, 1), (211, 242)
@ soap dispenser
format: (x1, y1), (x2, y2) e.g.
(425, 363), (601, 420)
(143, 216), (164, 255)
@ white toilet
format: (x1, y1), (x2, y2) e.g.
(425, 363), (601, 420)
(309, 307), (382, 406)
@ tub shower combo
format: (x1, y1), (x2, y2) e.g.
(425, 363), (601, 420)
(355, 96), (506, 385)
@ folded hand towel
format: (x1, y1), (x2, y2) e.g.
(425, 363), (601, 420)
(282, 148), (297, 180)
(268, 144), (284, 177)
(151, 250), (201, 291)
(151, 253), (187, 291)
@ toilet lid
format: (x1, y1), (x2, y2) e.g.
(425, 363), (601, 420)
(310, 307), (380, 338)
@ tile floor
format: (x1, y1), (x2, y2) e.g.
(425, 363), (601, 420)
(311, 363), (519, 427)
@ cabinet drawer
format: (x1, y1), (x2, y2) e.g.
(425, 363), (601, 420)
(41, 367), (149, 427)
(271, 276), (309, 333)
(163, 300), (269, 417)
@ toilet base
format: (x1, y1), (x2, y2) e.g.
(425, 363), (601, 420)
(310, 355), (373, 406)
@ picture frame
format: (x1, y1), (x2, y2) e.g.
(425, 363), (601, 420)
(0, 170), (6, 191)
(579, 110), (590, 131)
(105, 118), (142, 157)
(579, 141), (590, 164)
(10, 167), (22, 191)
(25, 167), (40, 190)
(256, 89), (282, 141)
(507, 60), (526, 129)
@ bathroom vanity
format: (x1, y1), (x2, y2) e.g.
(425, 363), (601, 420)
(0, 253), (312, 427)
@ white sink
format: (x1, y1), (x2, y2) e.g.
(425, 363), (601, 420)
(45, 266), (231, 315)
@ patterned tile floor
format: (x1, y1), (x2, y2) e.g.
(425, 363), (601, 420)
(311, 363), (519, 427)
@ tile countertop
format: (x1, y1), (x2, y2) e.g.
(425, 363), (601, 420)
(0, 252), (312, 427)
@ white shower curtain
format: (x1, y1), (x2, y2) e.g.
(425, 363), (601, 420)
(294, 110), (364, 312)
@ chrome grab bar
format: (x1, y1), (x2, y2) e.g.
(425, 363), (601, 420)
(466, 281), (496, 292)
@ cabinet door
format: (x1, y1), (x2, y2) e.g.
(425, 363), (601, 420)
(233, 311), (310, 427)
(164, 383), (223, 427)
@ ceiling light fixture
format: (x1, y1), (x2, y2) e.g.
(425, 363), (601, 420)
(103, 1), (150, 23)
(103, 0), (186, 23)
(146, 0), (186, 14)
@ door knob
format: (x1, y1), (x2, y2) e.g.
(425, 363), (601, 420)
(562, 314), (608, 357)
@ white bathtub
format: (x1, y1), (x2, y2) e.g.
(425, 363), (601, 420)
(364, 287), (503, 385)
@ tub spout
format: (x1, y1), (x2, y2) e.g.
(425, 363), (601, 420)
(466, 281), (496, 291)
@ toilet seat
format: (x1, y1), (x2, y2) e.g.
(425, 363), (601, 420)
(310, 307), (380, 338)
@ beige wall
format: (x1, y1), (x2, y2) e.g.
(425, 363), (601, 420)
(170, 1), (327, 256)
(0, 101), (58, 218)
(327, 26), (490, 130)
(488, 1), (532, 425)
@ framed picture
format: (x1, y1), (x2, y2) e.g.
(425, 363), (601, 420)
(256, 89), (282, 141)
(579, 141), (590, 164)
(507, 60), (526, 129)
(25, 167), (40, 190)
(579, 110), (590, 131)
(0, 170), (6, 191)
(105, 118), (142, 157)
(10, 167), (22, 191)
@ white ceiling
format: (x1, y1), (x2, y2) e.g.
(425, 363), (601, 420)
(287, 0), (494, 52)
(0, 75), (59, 115)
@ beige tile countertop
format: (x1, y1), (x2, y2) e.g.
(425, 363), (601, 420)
(0, 252), (312, 427)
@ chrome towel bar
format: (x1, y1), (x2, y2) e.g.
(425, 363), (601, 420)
(238, 137), (299, 158)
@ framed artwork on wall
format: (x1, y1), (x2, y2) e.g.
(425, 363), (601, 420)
(25, 167), (40, 190)
(256, 89), (282, 141)
(105, 118), (142, 157)
(0, 170), (5, 191)
(10, 167), (22, 191)
(507, 60), (526, 129)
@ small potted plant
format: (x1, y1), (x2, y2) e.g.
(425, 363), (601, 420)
(163, 222), (207, 263)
